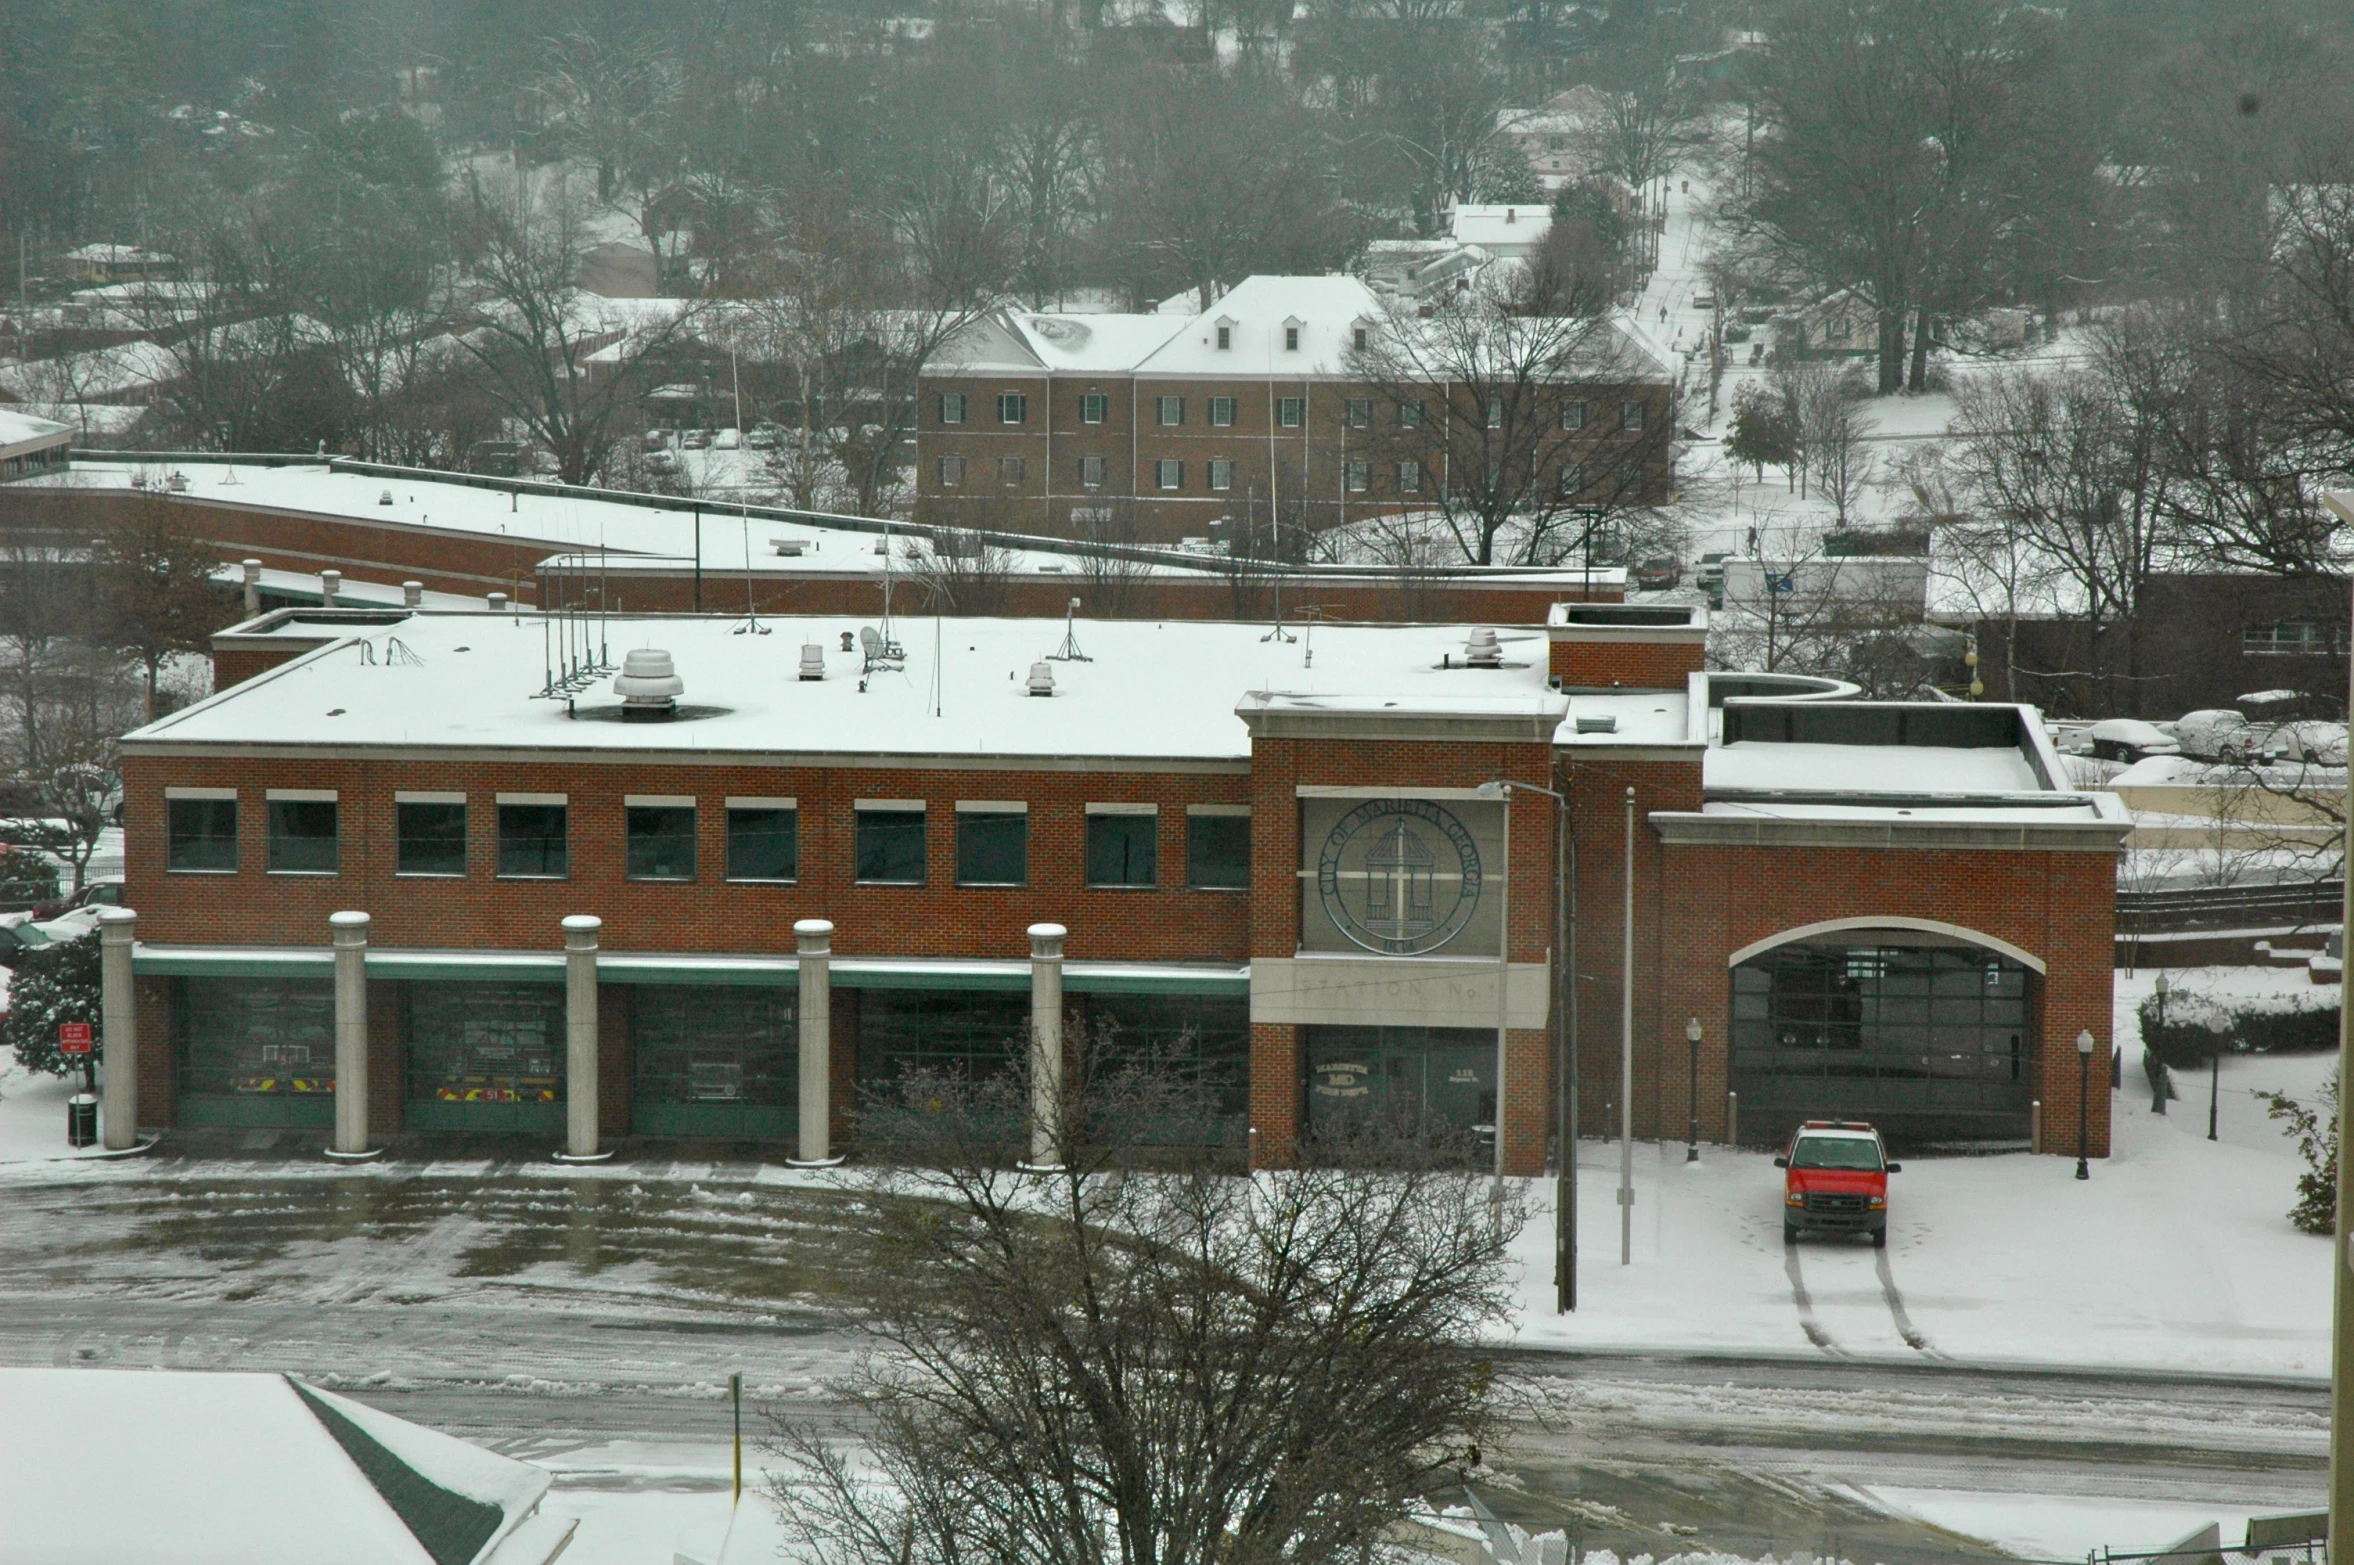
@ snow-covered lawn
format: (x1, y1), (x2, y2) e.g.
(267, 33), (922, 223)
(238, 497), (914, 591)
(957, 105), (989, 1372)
(1506, 964), (2336, 1378)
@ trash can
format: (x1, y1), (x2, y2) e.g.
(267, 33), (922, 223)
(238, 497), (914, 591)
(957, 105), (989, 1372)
(67, 1094), (97, 1148)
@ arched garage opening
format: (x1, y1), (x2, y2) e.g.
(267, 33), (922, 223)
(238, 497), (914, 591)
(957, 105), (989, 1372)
(1727, 921), (2041, 1150)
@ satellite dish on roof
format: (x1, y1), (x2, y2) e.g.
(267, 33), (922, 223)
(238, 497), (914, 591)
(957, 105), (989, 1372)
(859, 626), (881, 653)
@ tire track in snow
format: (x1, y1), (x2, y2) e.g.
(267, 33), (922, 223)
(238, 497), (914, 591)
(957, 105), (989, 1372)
(1875, 1246), (1948, 1359)
(1783, 1236), (1848, 1357)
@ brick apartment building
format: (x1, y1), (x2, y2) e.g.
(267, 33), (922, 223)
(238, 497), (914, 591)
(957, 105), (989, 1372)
(915, 276), (1676, 544)
(92, 600), (2125, 1167)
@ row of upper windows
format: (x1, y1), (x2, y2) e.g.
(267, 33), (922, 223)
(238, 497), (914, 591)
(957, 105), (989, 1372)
(940, 453), (1602, 496)
(938, 391), (1645, 433)
(161, 795), (1253, 891)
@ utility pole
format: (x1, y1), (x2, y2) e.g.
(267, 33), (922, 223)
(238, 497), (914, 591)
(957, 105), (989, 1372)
(1619, 785), (1635, 1266)
(2330, 771), (2354, 1561)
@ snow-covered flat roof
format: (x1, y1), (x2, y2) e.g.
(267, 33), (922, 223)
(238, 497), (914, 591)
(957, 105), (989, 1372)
(1707, 741), (2043, 795)
(0, 408), (71, 457)
(129, 612), (1565, 765)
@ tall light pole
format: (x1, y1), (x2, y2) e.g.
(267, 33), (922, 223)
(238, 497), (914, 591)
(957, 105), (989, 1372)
(1478, 776), (1569, 1277)
(2074, 1028), (2095, 1180)
(2328, 746), (2354, 1565)
(1621, 786), (1635, 1265)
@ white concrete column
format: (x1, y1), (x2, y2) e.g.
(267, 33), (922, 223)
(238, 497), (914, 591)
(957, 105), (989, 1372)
(1029, 923), (1066, 1168)
(331, 912), (370, 1154)
(563, 916), (602, 1158)
(241, 559), (262, 618)
(794, 920), (834, 1164)
(98, 908), (137, 1150)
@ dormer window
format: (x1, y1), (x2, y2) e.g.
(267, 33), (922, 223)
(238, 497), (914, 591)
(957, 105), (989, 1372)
(1352, 324), (1369, 352)
(1215, 322), (1232, 350)
(1283, 320), (1302, 351)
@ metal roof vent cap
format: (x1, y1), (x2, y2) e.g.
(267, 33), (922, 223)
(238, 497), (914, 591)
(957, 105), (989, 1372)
(1027, 661), (1056, 697)
(614, 648), (685, 720)
(1464, 627), (1504, 667)
(798, 642), (826, 681)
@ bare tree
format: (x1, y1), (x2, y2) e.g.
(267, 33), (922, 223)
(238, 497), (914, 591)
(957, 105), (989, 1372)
(92, 498), (229, 720)
(1346, 269), (1674, 566)
(765, 1033), (1520, 1565)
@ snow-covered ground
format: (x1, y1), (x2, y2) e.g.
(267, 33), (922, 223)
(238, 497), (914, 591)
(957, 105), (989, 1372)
(1509, 961), (2336, 1378)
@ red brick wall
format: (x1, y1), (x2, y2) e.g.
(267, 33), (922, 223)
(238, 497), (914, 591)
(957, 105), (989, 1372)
(1551, 638), (1705, 689)
(1247, 733), (1559, 1174)
(122, 756), (1252, 965)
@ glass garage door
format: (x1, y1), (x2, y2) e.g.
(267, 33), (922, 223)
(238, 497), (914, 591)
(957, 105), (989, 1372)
(633, 985), (796, 1139)
(404, 982), (567, 1132)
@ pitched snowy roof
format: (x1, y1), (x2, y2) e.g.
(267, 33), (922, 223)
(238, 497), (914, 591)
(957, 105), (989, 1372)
(1133, 275), (1384, 377)
(0, 1368), (549, 1565)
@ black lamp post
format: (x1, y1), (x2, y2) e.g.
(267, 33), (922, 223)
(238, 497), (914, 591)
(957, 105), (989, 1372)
(2075, 1028), (2096, 1180)
(1685, 1016), (1702, 1162)
(2209, 1043), (2221, 1142)
(2152, 972), (2170, 1116)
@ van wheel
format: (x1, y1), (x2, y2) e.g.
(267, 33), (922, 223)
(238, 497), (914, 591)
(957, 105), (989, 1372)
(1871, 1228), (1887, 1249)
(1783, 1221), (1799, 1244)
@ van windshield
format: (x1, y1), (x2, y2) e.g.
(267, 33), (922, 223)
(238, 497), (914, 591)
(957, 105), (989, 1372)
(1791, 1137), (1882, 1171)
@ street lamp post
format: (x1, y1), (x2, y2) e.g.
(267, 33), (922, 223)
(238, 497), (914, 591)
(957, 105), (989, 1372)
(1685, 1017), (1702, 1162)
(2209, 1045), (2222, 1142)
(1477, 776), (1571, 1299)
(2153, 972), (2170, 1116)
(2075, 1028), (2096, 1180)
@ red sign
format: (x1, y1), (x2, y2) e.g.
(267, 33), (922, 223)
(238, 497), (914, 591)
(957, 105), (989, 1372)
(58, 1022), (93, 1056)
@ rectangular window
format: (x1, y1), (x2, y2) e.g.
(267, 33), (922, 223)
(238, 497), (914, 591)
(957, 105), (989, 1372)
(266, 793), (338, 874)
(2244, 622), (2347, 656)
(1398, 400), (1423, 428)
(1284, 325), (1300, 351)
(1345, 398), (1372, 429)
(1352, 325), (1369, 351)
(1080, 392), (1108, 425)
(937, 454), (965, 486)
(1559, 462), (1586, 496)
(1561, 400), (1587, 431)
(625, 799), (696, 881)
(1208, 459), (1235, 491)
(726, 800), (798, 882)
(954, 803), (1028, 887)
(1398, 459), (1422, 493)
(1079, 454), (1106, 488)
(1277, 397), (1304, 428)
(1620, 400), (1644, 431)
(855, 802), (927, 885)
(166, 794), (237, 873)
(396, 797), (467, 876)
(998, 455), (1026, 484)
(1086, 805), (1158, 888)
(1186, 806), (1250, 890)
(1209, 396), (1236, 427)
(939, 392), (967, 424)
(1156, 458), (1183, 490)
(996, 392), (1027, 424)
(1156, 395), (1184, 427)
(1486, 398), (1503, 429)
(1216, 325), (1232, 350)
(496, 798), (568, 878)
(1346, 459), (1369, 493)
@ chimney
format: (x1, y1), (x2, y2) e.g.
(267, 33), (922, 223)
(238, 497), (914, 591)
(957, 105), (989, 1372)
(613, 648), (685, 721)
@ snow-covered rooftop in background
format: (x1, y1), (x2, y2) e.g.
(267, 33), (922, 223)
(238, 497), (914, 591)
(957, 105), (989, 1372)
(0, 408), (72, 455)
(0, 1368), (548, 1565)
(1449, 203), (1554, 254)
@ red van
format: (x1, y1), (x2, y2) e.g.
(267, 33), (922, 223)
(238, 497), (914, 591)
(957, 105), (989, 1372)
(1776, 1121), (1900, 1247)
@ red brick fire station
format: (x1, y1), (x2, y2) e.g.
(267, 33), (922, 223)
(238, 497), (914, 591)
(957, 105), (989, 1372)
(96, 600), (2125, 1165)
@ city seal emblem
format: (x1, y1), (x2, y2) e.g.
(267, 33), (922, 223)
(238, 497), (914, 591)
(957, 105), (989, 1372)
(1315, 798), (1484, 955)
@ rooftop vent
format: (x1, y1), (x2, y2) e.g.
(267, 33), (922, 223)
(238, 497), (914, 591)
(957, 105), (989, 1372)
(487, 591), (508, 612)
(774, 539), (807, 557)
(799, 642), (826, 681)
(378, 488), (394, 506)
(1575, 714), (1618, 734)
(1464, 627), (1504, 667)
(1027, 661), (1056, 697)
(614, 648), (685, 721)
(402, 581), (422, 608)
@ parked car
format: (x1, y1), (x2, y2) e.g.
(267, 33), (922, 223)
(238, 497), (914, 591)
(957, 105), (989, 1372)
(681, 429), (712, 450)
(31, 879), (122, 921)
(745, 425), (782, 451)
(1776, 1121), (1900, 1247)
(1632, 556), (1683, 590)
(2171, 709), (2257, 761)
(2087, 718), (2181, 762)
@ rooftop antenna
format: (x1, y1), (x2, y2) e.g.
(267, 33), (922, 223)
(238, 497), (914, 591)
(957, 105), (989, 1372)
(1048, 597), (1090, 662)
(733, 512), (769, 635)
